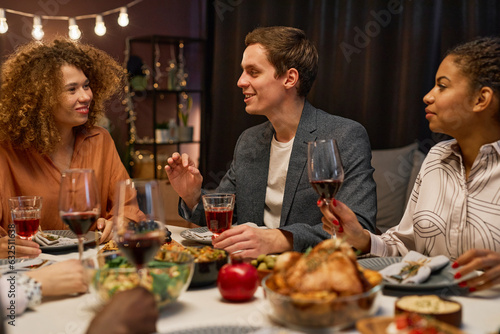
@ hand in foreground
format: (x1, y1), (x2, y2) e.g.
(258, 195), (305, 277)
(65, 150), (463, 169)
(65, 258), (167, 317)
(164, 152), (203, 209)
(318, 199), (371, 253)
(25, 259), (87, 296)
(86, 287), (158, 334)
(453, 249), (500, 292)
(0, 236), (41, 259)
(97, 218), (113, 243)
(212, 225), (293, 259)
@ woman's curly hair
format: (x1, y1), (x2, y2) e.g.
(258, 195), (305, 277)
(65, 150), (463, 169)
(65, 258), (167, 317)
(0, 37), (126, 155)
(446, 36), (500, 96)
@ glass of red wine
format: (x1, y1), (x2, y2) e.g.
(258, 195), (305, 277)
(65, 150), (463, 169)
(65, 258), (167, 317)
(59, 169), (101, 260)
(307, 139), (344, 238)
(113, 179), (166, 278)
(202, 193), (235, 239)
(9, 196), (42, 241)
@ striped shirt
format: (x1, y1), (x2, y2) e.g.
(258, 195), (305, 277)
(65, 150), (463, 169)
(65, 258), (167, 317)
(370, 139), (500, 260)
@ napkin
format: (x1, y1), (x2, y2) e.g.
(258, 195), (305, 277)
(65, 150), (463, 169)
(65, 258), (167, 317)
(33, 232), (78, 247)
(379, 251), (449, 284)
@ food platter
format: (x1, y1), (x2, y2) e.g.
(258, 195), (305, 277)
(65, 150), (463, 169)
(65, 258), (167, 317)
(358, 257), (467, 294)
(36, 230), (97, 253)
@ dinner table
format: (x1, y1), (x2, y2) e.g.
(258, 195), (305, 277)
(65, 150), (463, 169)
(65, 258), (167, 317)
(6, 221), (500, 334)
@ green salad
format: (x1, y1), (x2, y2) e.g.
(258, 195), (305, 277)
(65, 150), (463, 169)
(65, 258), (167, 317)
(93, 255), (192, 308)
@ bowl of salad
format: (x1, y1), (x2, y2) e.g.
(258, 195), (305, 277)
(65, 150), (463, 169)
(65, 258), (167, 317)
(84, 250), (194, 308)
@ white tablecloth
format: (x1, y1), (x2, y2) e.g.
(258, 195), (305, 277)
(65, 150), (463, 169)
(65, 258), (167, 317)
(6, 225), (500, 334)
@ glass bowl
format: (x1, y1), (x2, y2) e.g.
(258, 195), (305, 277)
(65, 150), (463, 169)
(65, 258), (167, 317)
(262, 275), (382, 330)
(84, 250), (194, 308)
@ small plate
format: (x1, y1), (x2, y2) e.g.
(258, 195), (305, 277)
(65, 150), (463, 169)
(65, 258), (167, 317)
(180, 227), (213, 245)
(37, 230), (97, 253)
(161, 325), (260, 334)
(358, 257), (463, 293)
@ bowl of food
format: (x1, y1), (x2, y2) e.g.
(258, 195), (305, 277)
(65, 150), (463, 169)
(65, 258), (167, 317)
(84, 249), (194, 308)
(159, 243), (227, 287)
(251, 254), (278, 286)
(262, 239), (383, 330)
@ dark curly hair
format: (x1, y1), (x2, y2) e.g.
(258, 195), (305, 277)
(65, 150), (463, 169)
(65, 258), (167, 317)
(245, 26), (318, 97)
(0, 37), (125, 155)
(446, 36), (500, 96)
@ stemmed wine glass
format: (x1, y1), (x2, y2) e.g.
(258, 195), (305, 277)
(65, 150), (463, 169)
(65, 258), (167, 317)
(307, 139), (344, 238)
(113, 179), (166, 279)
(59, 169), (101, 260)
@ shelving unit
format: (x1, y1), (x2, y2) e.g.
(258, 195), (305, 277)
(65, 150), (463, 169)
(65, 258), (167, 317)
(124, 35), (206, 179)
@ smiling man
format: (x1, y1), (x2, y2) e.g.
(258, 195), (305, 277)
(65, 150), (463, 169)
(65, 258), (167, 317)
(165, 26), (377, 259)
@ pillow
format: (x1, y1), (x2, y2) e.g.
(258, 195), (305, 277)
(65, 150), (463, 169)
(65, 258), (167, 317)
(371, 143), (425, 233)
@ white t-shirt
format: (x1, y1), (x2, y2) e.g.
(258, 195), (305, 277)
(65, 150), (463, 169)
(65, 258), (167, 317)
(263, 136), (295, 228)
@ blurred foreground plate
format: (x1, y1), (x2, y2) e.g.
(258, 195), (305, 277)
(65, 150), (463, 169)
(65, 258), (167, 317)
(162, 326), (303, 334)
(37, 230), (96, 253)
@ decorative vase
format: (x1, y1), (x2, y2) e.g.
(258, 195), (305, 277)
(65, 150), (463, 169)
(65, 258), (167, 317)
(178, 126), (193, 142)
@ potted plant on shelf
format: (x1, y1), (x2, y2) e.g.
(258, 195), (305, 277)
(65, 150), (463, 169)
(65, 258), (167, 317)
(177, 92), (193, 142)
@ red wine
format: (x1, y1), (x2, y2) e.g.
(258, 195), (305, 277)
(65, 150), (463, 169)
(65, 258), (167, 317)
(14, 218), (40, 239)
(118, 231), (163, 269)
(61, 212), (97, 236)
(205, 208), (233, 235)
(310, 180), (343, 200)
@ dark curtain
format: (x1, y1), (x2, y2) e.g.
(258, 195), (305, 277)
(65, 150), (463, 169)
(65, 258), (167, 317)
(204, 0), (500, 188)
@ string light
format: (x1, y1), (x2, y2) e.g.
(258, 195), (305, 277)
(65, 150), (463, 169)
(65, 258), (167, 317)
(68, 18), (81, 40)
(31, 16), (44, 40)
(0, 9), (8, 34)
(0, 0), (142, 39)
(94, 15), (106, 36)
(118, 7), (129, 27)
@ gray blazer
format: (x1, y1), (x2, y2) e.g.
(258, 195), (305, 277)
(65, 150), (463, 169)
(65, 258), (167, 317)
(184, 101), (377, 252)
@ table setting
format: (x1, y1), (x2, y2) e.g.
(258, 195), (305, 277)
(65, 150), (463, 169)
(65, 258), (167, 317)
(4, 168), (500, 334)
(3, 220), (499, 334)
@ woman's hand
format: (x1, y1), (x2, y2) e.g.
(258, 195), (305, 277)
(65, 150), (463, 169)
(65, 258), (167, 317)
(318, 199), (371, 253)
(164, 152), (203, 209)
(97, 218), (113, 243)
(25, 259), (88, 296)
(0, 236), (41, 258)
(453, 249), (500, 292)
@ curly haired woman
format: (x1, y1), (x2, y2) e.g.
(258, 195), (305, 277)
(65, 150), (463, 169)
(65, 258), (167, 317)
(0, 38), (130, 258)
(320, 37), (500, 291)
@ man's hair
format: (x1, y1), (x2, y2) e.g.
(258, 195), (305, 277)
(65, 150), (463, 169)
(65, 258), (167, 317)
(245, 26), (318, 97)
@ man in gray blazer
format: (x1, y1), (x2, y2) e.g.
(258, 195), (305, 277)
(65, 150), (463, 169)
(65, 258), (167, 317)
(165, 26), (376, 259)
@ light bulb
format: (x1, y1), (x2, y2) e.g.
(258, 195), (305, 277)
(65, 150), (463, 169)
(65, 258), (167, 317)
(94, 15), (106, 36)
(118, 7), (129, 27)
(0, 9), (8, 34)
(68, 18), (81, 40)
(31, 16), (44, 40)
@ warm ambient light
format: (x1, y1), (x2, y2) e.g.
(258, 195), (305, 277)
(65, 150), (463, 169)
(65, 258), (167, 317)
(68, 17), (81, 40)
(117, 7), (129, 27)
(0, 9), (8, 34)
(32, 16), (44, 40)
(94, 15), (106, 36)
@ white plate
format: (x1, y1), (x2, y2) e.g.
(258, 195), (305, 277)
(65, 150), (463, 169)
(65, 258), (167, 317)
(37, 230), (97, 253)
(358, 257), (464, 292)
(180, 227), (213, 245)
(162, 326), (299, 334)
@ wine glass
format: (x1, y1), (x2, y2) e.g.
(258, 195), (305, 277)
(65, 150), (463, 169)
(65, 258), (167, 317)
(202, 193), (235, 238)
(307, 139), (344, 238)
(59, 169), (101, 260)
(9, 196), (42, 241)
(113, 179), (166, 277)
